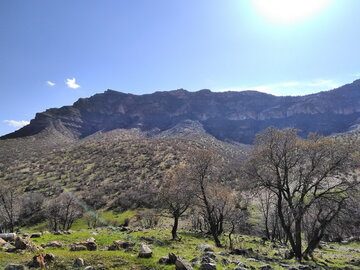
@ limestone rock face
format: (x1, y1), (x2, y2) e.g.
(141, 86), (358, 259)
(3, 79), (360, 144)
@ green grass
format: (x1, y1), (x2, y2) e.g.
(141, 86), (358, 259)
(3, 211), (360, 269)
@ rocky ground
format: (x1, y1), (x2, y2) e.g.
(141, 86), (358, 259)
(1, 225), (359, 270)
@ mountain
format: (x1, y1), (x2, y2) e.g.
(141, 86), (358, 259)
(2, 79), (360, 144)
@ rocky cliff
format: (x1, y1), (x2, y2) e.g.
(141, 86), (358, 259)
(3, 80), (360, 144)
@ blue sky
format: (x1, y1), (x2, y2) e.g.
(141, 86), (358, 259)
(1, 0), (360, 136)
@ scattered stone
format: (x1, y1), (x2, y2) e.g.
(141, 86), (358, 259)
(0, 237), (7, 245)
(234, 267), (247, 270)
(4, 264), (27, 270)
(203, 252), (216, 260)
(42, 241), (63, 248)
(260, 265), (272, 270)
(30, 233), (42, 238)
(216, 251), (229, 256)
(14, 237), (41, 252)
(28, 254), (45, 268)
(159, 257), (169, 264)
(138, 244), (152, 258)
(84, 238), (97, 251)
(200, 263), (216, 270)
(84, 267), (95, 270)
(197, 244), (214, 252)
(298, 265), (311, 270)
(52, 231), (63, 235)
(2, 242), (16, 252)
(70, 244), (88, 251)
(44, 253), (56, 263)
(168, 253), (178, 264)
(230, 248), (247, 256)
(73, 258), (85, 267)
(246, 258), (259, 263)
(108, 240), (135, 250)
(0, 233), (17, 241)
(175, 259), (194, 270)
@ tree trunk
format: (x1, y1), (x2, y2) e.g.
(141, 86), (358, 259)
(172, 215), (179, 240)
(294, 219), (303, 262)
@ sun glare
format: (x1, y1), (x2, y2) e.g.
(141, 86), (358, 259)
(253, 0), (332, 24)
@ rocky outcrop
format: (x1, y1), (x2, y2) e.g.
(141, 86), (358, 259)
(3, 79), (360, 144)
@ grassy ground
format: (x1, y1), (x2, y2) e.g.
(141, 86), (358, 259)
(1, 211), (359, 269)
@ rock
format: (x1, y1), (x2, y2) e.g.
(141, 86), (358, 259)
(14, 237), (41, 252)
(73, 258), (85, 267)
(197, 244), (214, 252)
(30, 233), (42, 238)
(159, 257), (169, 264)
(168, 253), (177, 264)
(84, 238), (97, 251)
(138, 244), (152, 258)
(217, 251), (229, 256)
(260, 265), (272, 270)
(200, 263), (216, 270)
(14, 237), (28, 250)
(2, 242), (16, 252)
(52, 231), (62, 235)
(0, 233), (17, 241)
(230, 248), (248, 256)
(28, 254), (45, 268)
(298, 265), (311, 270)
(42, 241), (63, 248)
(4, 264), (27, 270)
(70, 244), (88, 251)
(0, 237), (7, 245)
(84, 267), (96, 270)
(203, 252), (216, 260)
(175, 259), (194, 270)
(246, 258), (259, 263)
(108, 240), (135, 250)
(44, 253), (56, 263)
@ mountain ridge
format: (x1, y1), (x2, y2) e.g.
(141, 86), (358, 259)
(2, 79), (360, 144)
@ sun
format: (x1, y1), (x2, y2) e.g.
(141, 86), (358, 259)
(253, 0), (332, 24)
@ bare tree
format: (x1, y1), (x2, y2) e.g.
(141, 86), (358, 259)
(188, 150), (235, 247)
(45, 192), (83, 231)
(244, 127), (359, 261)
(158, 164), (194, 240)
(0, 182), (20, 232)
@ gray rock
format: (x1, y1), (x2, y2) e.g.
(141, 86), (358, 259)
(70, 244), (87, 251)
(84, 267), (96, 270)
(200, 263), (217, 270)
(0, 233), (17, 241)
(298, 265), (311, 270)
(44, 253), (56, 263)
(197, 244), (214, 252)
(30, 233), (42, 238)
(260, 265), (272, 270)
(73, 258), (85, 267)
(138, 244), (152, 258)
(175, 259), (194, 270)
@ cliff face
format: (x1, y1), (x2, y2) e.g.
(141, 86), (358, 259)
(3, 80), (360, 144)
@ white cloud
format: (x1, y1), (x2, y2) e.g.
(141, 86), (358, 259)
(4, 120), (30, 128)
(66, 78), (80, 89)
(46, 81), (56, 86)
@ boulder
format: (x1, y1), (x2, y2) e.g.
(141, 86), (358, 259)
(0, 233), (17, 241)
(73, 258), (85, 267)
(84, 239), (97, 251)
(42, 241), (62, 248)
(70, 244), (88, 251)
(14, 237), (41, 252)
(30, 233), (42, 238)
(2, 242), (16, 252)
(260, 265), (272, 270)
(200, 263), (216, 270)
(44, 253), (56, 263)
(4, 265), (27, 270)
(108, 240), (135, 250)
(138, 244), (152, 258)
(28, 254), (45, 268)
(196, 244), (214, 252)
(158, 253), (178, 264)
(0, 237), (7, 245)
(175, 259), (194, 270)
